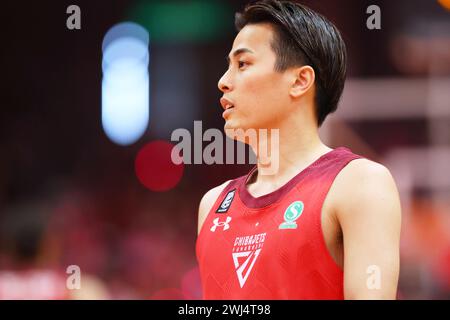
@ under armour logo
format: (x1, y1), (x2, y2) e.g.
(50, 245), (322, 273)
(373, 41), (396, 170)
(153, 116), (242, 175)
(210, 217), (232, 232)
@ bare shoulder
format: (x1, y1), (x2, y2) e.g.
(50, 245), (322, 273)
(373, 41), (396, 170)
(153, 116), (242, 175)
(331, 158), (401, 220)
(336, 158), (396, 188)
(197, 180), (231, 235)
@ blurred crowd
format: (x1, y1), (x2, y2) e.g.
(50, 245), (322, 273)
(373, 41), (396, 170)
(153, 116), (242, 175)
(0, 172), (206, 299)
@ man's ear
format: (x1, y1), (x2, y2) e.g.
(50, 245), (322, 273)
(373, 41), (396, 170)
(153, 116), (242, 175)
(289, 65), (315, 98)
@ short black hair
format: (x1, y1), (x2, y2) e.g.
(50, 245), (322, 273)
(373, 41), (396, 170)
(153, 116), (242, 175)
(235, 0), (347, 126)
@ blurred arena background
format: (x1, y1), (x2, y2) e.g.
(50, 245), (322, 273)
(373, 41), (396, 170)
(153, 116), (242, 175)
(0, 0), (449, 299)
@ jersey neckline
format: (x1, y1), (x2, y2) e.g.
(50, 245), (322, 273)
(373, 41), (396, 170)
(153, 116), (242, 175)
(238, 147), (349, 209)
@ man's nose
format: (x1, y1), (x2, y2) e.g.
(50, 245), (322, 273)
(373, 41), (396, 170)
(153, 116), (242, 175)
(218, 70), (232, 93)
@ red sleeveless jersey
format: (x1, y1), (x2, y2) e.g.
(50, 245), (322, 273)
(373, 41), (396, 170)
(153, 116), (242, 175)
(196, 147), (363, 299)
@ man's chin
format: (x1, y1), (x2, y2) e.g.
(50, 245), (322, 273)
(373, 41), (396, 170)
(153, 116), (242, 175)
(224, 119), (247, 131)
(224, 120), (237, 131)
(223, 122), (253, 144)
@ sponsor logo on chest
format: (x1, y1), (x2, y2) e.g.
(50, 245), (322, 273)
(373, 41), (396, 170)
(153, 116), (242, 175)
(279, 201), (304, 229)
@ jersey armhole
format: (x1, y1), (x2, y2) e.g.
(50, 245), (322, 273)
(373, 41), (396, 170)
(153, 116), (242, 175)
(197, 180), (235, 239)
(316, 156), (364, 277)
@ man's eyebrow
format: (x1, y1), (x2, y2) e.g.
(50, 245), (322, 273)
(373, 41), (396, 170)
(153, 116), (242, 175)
(226, 48), (254, 64)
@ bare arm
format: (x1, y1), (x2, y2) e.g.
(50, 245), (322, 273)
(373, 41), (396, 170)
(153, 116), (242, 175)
(335, 159), (401, 299)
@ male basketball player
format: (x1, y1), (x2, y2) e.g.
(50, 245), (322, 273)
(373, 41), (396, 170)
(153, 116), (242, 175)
(196, 0), (401, 299)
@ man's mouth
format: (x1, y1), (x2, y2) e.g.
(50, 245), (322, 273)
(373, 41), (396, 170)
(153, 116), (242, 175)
(220, 97), (235, 110)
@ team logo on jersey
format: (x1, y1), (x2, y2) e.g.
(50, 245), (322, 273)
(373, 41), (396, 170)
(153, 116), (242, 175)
(232, 233), (267, 288)
(215, 189), (236, 213)
(279, 201), (304, 229)
(210, 216), (232, 232)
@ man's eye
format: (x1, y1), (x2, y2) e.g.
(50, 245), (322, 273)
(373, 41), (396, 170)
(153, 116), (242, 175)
(238, 61), (248, 69)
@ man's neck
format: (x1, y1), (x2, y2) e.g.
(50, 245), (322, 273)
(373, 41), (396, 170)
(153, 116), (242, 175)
(247, 122), (331, 197)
